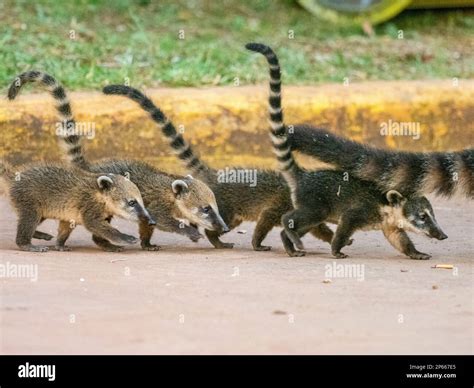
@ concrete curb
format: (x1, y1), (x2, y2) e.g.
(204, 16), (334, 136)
(1, 80), (473, 173)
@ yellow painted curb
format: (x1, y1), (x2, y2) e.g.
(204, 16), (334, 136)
(1, 80), (473, 174)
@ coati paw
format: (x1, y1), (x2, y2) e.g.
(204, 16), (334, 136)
(103, 245), (124, 252)
(346, 239), (354, 246)
(333, 252), (348, 259)
(254, 245), (272, 251)
(189, 234), (203, 243)
(54, 245), (72, 252)
(284, 230), (305, 250)
(20, 245), (49, 253)
(289, 250), (306, 257)
(33, 231), (54, 241)
(121, 235), (139, 245)
(409, 252), (431, 260)
(215, 242), (234, 249)
(142, 244), (161, 251)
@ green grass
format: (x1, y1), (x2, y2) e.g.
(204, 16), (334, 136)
(0, 0), (472, 90)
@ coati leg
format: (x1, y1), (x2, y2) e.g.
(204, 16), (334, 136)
(252, 210), (281, 251)
(52, 220), (74, 251)
(139, 220), (160, 251)
(205, 229), (234, 249)
(155, 216), (202, 242)
(16, 209), (48, 252)
(280, 230), (305, 257)
(32, 218), (53, 240)
(309, 224), (334, 245)
(382, 227), (431, 260)
(203, 212), (237, 249)
(90, 217), (125, 252)
(310, 224), (354, 247)
(282, 223), (350, 256)
(331, 211), (366, 258)
(83, 218), (138, 246)
(33, 231), (53, 241)
(282, 209), (328, 252)
(92, 235), (124, 252)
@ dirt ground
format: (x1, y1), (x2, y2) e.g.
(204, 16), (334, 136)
(0, 196), (472, 355)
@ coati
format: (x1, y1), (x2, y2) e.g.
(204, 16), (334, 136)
(246, 42), (448, 259)
(0, 160), (154, 252)
(287, 127), (474, 199)
(8, 71), (229, 251)
(102, 85), (336, 250)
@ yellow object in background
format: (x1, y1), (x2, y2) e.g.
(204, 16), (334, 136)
(298, 0), (473, 26)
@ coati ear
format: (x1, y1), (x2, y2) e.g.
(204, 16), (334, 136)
(97, 175), (114, 191)
(172, 179), (189, 198)
(386, 190), (405, 206)
(185, 174), (194, 180)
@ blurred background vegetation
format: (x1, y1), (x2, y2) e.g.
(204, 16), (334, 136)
(0, 0), (472, 89)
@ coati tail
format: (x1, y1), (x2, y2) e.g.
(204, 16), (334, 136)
(245, 43), (300, 184)
(288, 126), (474, 198)
(102, 85), (207, 174)
(7, 71), (88, 169)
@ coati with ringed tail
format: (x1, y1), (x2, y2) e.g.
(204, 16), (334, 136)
(102, 85), (336, 251)
(8, 71), (228, 251)
(287, 127), (474, 199)
(246, 42), (448, 259)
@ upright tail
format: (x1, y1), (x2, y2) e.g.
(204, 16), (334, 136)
(288, 125), (474, 198)
(245, 43), (301, 186)
(7, 71), (89, 169)
(102, 85), (207, 174)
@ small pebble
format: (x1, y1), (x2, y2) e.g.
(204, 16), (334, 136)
(322, 279), (332, 284)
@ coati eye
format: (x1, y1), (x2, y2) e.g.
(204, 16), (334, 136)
(128, 200), (137, 207)
(419, 213), (426, 220)
(203, 206), (212, 214)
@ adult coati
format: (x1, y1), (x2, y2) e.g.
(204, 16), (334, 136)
(8, 71), (228, 251)
(287, 127), (474, 199)
(246, 42), (448, 259)
(102, 85), (335, 250)
(0, 160), (154, 252)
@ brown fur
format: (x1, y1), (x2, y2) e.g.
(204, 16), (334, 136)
(1, 160), (150, 252)
(8, 71), (228, 250)
(102, 85), (333, 251)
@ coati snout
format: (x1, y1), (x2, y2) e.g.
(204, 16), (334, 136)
(385, 190), (448, 240)
(173, 175), (229, 233)
(98, 174), (155, 225)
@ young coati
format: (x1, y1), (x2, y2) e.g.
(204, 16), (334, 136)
(287, 127), (474, 199)
(8, 71), (229, 251)
(102, 85), (336, 251)
(0, 160), (154, 252)
(246, 42), (448, 259)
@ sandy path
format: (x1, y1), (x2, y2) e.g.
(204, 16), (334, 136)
(0, 197), (472, 355)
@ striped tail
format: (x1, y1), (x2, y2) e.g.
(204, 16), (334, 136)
(245, 43), (300, 184)
(102, 85), (207, 174)
(7, 71), (89, 169)
(289, 125), (474, 198)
